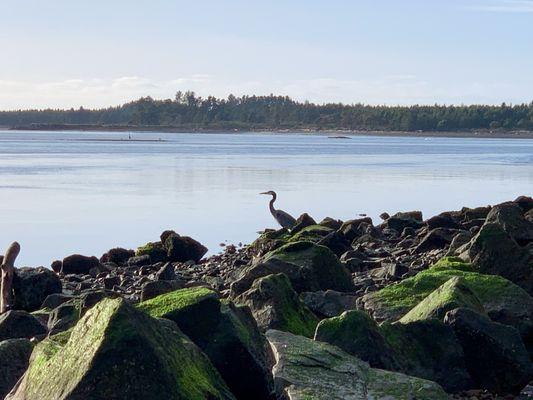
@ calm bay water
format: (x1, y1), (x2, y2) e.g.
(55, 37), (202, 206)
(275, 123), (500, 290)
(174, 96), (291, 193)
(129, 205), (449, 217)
(0, 130), (531, 266)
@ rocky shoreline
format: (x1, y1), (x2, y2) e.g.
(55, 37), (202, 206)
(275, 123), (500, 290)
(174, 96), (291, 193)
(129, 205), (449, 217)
(0, 196), (532, 399)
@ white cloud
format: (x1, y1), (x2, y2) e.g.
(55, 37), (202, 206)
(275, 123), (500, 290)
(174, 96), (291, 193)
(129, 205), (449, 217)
(0, 74), (530, 110)
(467, 0), (533, 13)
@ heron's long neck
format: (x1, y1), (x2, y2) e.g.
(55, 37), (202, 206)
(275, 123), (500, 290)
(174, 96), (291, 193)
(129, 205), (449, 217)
(269, 195), (277, 214)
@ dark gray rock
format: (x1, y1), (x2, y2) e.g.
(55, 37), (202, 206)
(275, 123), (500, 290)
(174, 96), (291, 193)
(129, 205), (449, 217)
(291, 213), (317, 234)
(12, 267), (62, 312)
(0, 339), (33, 398)
(127, 254), (151, 267)
(61, 254), (100, 275)
(444, 307), (533, 394)
(140, 280), (185, 302)
(0, 311), (46, 341)
(300, 290), (358, 318)
(155, 262), (176, 281)
(99, 247), (135, 265)
(164, 233), (208, 263)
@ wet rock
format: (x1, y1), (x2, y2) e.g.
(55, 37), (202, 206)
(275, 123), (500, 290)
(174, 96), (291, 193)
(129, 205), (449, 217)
(317, 230), (350, 257)
(339, 217), (373, 242)
(8, 298), (235, 400)
(426, 213), (462, 230)
(235, 273), (318, 337)
(12, 267), (62, 312)
(445, 307), (533, 394)
(0, 311), (46, 341)
(414, 228), (456, 253)
(318, 217), (343, 230)
(164, 233), (208, 263)
(0, 339), (33, 398)
(300, 290), (358, 318)
(266, 329), (448, 400)
(61, 254), (100, 275)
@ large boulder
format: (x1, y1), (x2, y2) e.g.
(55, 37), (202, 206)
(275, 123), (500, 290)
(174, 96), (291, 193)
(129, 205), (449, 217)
(7, 298), (235, 400)
(0, 311), (46, 341)
(135, 241), (167, 263)
(444, 307), (533, 395)
(314, 310), (399, 371)
(267, 330), (448, 400)
(380, 320), (473, 393)
(362, 257), (533, 333)
(399, 276), (485, 323)
(314, 310), (472, 393)
(164, 233), (208, 263)
(230, 241), (354, 296)
(485, 201), (533, 245)
(61, 254), (100, 275)
(288, 225), (333, 244)
(12, 267), (62, 312)
(465, 222), (533, 294)
(0, 339), (33, 398)
(138, 288), (274, 400)
(235, 273), (318, 337)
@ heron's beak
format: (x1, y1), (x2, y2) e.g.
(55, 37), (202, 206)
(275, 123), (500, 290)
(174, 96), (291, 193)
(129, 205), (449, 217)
(259, 192), (268, 195)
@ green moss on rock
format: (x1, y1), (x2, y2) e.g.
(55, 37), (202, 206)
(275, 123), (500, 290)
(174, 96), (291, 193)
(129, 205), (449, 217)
(235, 273), (318, 337)
(288, 225), (333, 244)
(399, 276), (485, 323)
(8, 298), (235, 400)
(135, 241), (167, 262)
(363, 256), (532, 323)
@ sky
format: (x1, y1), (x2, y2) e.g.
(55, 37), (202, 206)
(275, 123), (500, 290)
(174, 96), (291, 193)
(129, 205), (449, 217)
(0, 0), (532, 109)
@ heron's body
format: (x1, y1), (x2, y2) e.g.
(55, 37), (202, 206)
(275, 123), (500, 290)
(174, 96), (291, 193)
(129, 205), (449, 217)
(261, 191), (297, 230)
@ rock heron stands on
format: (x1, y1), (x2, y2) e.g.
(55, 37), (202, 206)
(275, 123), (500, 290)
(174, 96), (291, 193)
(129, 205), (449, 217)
(260, 191), (297, 230)
(1, 242), (20, 313)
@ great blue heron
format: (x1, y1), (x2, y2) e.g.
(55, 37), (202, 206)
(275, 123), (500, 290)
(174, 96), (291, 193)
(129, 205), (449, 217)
(260, 191), (297, 230)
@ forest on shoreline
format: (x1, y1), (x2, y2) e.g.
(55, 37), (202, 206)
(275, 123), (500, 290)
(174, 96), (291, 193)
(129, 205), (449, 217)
(1, 92), (533, 132)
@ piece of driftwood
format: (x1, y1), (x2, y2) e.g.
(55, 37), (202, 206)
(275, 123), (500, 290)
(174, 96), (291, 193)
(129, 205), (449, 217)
(1, 242), (20, 314)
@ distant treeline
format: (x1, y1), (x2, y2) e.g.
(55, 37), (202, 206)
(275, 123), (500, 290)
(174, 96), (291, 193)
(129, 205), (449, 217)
(1, 92), (533, 131)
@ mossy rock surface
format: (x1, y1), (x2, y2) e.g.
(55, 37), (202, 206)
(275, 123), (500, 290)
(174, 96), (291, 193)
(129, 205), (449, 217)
(235, 273), (318, 337)
(8, 298), (235, 400)
(399, 276), (485, 323)
(267, 329), (448, 400)
(231, 241), (354, 296)
(139, 288), (274, 400)
(314, 310), (399, 370)
(363, 257), (533, 326)
(288, 225), (333, 244)
(135, 241), (167, 263)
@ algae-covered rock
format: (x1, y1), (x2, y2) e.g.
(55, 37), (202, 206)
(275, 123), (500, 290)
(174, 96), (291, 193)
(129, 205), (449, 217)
(8, 298), (235, 400)
(315, 310), (471, 393)
(138, 288), (274, 400)
(231, 241), (354, 296)
(135, 241), (167, 263)
(445, 307), (533, 395)
(0, 339), (33, 398)
(288, 225), (333, 244)
(235, 273), (318, 337)
(399, 276), (485, 323)
(380, 319), (472, 392)
(266, 329), (448, 400)
(314, 310), (399, 370)
(465, 222), (533, 294)
(362, 257), (533, 329)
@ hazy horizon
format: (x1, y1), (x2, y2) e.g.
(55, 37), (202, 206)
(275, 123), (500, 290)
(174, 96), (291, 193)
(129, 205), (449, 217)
(1, 0), (532, 110)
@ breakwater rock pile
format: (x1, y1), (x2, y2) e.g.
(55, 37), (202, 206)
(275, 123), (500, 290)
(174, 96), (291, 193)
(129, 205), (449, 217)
(0, 196), (532, 399)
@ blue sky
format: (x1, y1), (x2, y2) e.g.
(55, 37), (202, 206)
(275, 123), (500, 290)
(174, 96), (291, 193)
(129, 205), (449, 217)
(0, 0), (532, 108)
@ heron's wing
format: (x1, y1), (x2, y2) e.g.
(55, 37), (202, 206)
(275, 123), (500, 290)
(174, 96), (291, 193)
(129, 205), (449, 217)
(274, 209), (297, 227)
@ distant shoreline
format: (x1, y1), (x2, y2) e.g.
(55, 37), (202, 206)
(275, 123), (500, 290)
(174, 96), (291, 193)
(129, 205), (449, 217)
(3, 124), (533, 139)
